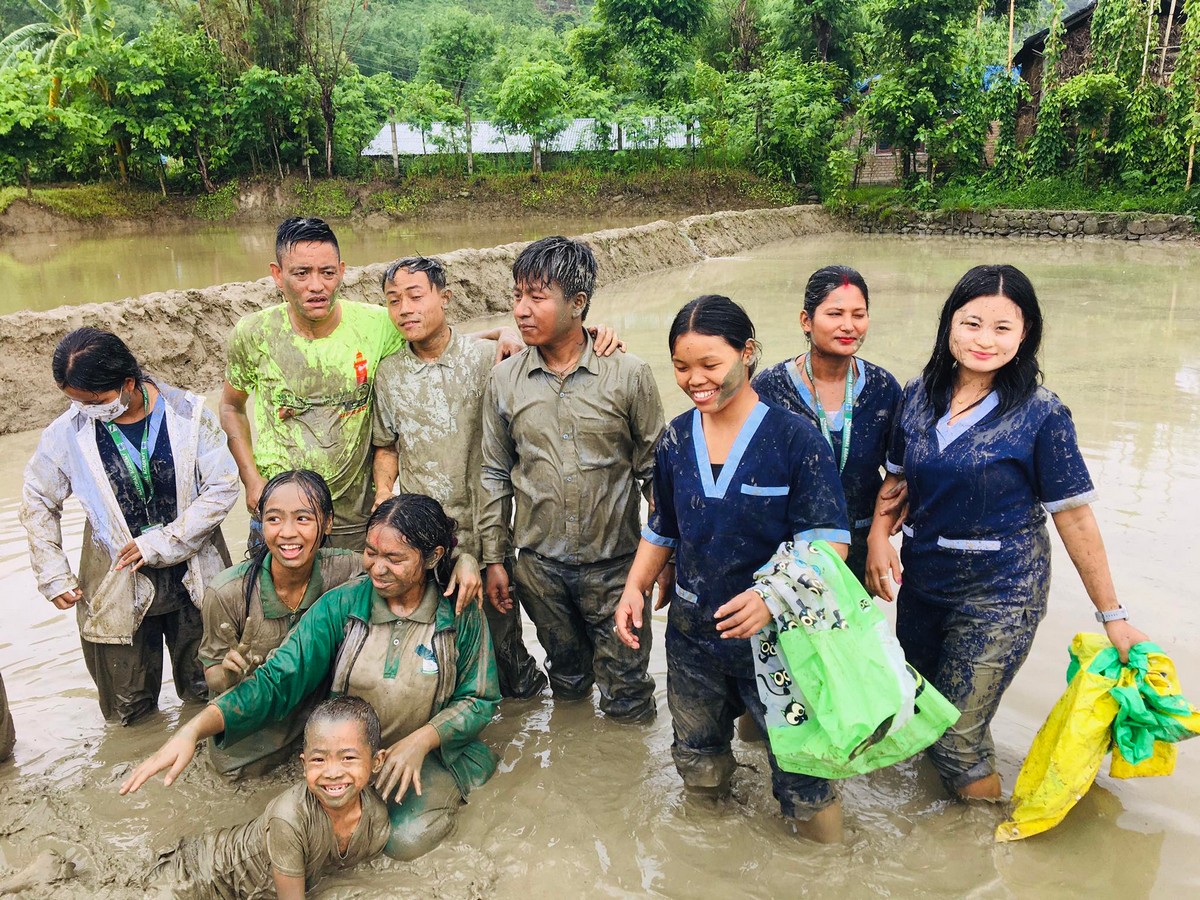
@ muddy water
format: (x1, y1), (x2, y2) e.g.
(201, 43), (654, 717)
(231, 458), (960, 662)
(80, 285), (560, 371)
(1, 232), (1198, 898)
(0, 216), (651, 315)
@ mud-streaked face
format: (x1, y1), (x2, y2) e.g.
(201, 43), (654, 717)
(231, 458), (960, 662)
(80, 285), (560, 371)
(301, 719), (382, 812)
(385, 268), (449, 345)
(949, 294), (1025, 376)
(802, 284), (869, 358)
(271, 240), (345, 328)
(671, 331), (754, 414)
(363, 525), (441, 602)
(512, 279), (584, 347)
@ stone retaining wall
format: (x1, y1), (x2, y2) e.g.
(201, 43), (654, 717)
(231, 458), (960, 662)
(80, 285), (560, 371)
(846, 206), (1195, 240)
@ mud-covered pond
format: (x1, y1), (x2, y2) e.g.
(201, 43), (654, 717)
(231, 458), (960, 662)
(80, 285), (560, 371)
(0, 230), (1197, 897)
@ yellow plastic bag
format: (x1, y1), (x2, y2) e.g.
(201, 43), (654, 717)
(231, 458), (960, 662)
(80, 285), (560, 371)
(995, 635), (1117, 842)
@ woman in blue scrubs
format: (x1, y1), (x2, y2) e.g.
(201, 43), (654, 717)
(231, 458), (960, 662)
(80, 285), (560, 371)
(753, 266), (902, 583)
(614, 295), (851, 843)
(865, 264), (1150, 801)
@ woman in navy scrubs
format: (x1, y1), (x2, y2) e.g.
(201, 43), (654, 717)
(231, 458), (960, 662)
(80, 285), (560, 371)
(614, 295), (851, 843)
(865, 264), (1149, 801)
(754, 265), (902, 583)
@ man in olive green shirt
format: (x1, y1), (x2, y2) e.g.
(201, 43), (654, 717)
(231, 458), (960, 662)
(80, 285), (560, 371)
(480, 236), (665, 722)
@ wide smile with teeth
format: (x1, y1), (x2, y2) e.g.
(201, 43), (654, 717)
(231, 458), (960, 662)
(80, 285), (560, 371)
(321, 783), (350, 797)
(278, 543), (305, 558)
(692, 389), (717, 401)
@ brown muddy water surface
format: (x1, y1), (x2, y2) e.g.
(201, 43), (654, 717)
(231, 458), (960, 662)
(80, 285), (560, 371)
(1, 232), (1198, 898)
(0, 216), (654, 315)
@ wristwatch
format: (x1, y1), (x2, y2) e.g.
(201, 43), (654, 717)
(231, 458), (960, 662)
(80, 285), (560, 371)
(1095, 605), (1129, 624)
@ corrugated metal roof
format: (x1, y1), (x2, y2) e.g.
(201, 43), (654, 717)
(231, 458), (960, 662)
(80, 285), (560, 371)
(362, 117), (698, 156)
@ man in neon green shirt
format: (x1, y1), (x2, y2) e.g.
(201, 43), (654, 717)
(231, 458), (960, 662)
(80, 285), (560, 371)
(221, 218), (405, 550)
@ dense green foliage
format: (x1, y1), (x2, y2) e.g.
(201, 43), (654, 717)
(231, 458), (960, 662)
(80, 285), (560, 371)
(0, 0), (1197, 213)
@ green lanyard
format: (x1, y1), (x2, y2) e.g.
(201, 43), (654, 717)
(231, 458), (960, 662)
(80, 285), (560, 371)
(102, 386), (155, 507)
(804, 353), (854, 474)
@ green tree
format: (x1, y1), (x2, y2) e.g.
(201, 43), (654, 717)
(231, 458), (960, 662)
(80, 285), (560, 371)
(418, 8), (497, 174)
(0, 53), (89, 192)
(0, 0), (115, 106)
(230, 65), (317, 180)
(493, 57), (571, 174)
(397, 79), (463, 157)
(596, 0), (708, 95)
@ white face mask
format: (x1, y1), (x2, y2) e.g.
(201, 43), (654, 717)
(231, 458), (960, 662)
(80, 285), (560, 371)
(72, 389), (130, 423)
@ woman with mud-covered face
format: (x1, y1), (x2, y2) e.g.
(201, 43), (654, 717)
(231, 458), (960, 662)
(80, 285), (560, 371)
(864, 264), (1152, 803)
(200, 469), (365, 779)
(614, 295), (851, 844)
(752, 266), (904, 583)
(122, 493), (501, 863)
(20, 327), (238, 726)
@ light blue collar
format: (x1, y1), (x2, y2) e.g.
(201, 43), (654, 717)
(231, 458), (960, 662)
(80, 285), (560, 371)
(935, 391), (998, 451)
(112, 394), (166, 471)
(693, 402), (770, 499)
(785, 357), (864, 429)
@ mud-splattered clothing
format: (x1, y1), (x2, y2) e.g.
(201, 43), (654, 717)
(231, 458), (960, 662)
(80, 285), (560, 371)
(887, 379), (1097, 787)
(513, 549), (653, 719)
(225, 301), (405, 543)
(372, 329), (494, 560)
(753, 356), (902, 582)
(214, 575), (499, 857)
(199, 548), (362, 777)
(371, 329), (544, 699)
(478, 334), (665, 565)
(0, 670), (14, 763)
(152, 781), (390, 899)
(21, 382), (236, 722)
(643, 403), (849, 816)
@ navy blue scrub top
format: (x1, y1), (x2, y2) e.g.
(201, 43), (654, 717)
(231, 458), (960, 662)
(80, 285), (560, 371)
(754, 356), (902, 531)
(644, 402), (851, 671)
(888, 379), (1096, 616)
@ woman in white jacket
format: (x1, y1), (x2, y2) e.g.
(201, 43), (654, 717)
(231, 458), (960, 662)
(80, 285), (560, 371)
(21, 328), (239, 725)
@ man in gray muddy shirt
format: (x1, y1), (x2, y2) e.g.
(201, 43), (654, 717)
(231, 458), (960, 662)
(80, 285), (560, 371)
(480, 236), (665, 722)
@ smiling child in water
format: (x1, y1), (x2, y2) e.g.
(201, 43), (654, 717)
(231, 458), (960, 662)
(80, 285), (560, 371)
(150, 696), (391, 899)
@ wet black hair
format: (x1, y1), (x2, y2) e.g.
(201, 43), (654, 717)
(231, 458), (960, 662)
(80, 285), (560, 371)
(512, 236), (597, 320)
(803, 265), (870, 325)
(304, 695), (382, 755)
(668, 294), (760, 377)
(244, 470), (335, 617)
(921, 264), (1043, 418)
(276, 216), (340, 263)
(52, 327), (144, 394)
(382, 256), (448, 292)
(365, 494), (457, 586)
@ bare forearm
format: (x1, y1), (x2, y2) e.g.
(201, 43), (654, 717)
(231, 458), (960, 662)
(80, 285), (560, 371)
(1052, 505), (1120, 612)
(218, 403), (260, 487)
(869, 473), (906, 544)
(373, 446), (399, 499)
(181, 704), (227, 743)
(625, 540), (673, 594)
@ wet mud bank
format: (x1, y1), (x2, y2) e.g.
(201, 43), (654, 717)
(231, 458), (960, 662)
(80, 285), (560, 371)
(0, 205), (835, 436)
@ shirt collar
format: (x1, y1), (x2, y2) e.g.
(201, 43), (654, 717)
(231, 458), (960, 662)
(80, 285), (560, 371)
(528, 329), (599, 378)
(369, 579), (441, 624)
(402, 327), (464, 370)
(257, 551), (328, 619)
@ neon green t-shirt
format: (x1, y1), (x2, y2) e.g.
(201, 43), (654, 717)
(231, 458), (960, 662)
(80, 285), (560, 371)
(226, 300), (404, 536)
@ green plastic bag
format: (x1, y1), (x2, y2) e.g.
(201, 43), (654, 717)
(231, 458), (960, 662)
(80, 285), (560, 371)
(753, 540), (959, 779)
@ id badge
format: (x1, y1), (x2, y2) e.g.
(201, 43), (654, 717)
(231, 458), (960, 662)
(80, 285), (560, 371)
(140, 523), (164, 535)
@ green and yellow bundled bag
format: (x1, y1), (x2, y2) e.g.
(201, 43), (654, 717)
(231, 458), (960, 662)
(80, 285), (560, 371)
(996, 633), (1200, 842)
(752, 540), (959, 779)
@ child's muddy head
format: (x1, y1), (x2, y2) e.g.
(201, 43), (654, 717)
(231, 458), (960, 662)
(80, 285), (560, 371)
(246, 470), (333, 614)
(302, 697), (384, 811)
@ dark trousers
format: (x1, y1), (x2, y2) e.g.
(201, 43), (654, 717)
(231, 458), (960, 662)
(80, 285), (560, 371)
(81, 603), (206, 725)
(513, 550), (655, 721)
(485, 560), (548, 700)
(667, 631), (836, 819)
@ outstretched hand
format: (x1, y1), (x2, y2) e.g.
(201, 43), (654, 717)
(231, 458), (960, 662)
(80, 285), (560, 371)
(119, 732), (198, 795)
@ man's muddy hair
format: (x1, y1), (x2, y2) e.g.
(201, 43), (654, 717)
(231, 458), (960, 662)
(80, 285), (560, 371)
(921, 263), (1043, 418)
(244, 469), (334, 618)
(366, 493), (458, 586)
(382, 256), (447, 292)
(305, 696), (382, 755)
(668, 294), (760, 377)
(53, 327), (144, 393)
(512, 236), (597, 320)
(276, 216), (340, 262)
(804, 265), (870, 319)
